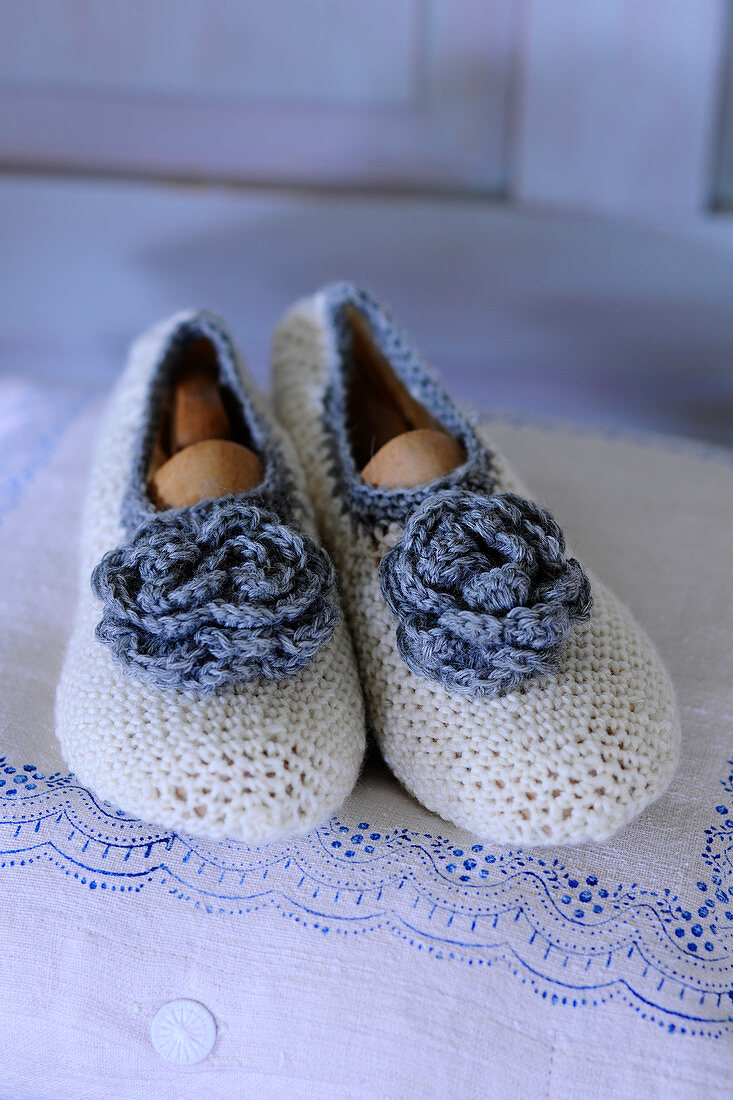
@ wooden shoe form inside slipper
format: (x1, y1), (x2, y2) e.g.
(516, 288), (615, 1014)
(343, 305), (466, 490)
(147, 335), (264, 509)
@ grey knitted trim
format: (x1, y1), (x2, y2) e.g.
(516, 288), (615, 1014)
(379, 489), (592, 698)
(121, 310), (294, 537)
(92, 496), (338, 694)
(95, 311), (337, 694)
(319, 283), (497, 531)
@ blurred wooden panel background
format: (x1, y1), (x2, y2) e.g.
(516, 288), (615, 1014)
(712, 1), (733, 207)
(1, 0), (731, 216)
(1, 3), (733, 446)
(515, 0), (726, 217)
(0, 0), (515, 192)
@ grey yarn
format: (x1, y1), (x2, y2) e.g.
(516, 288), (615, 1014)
(92, 308), (334, 694)
(121, 311), (295, 538)
(92, 496), (338, 694)
(379, 489), (592, 698)
(321, 283), (498, 530)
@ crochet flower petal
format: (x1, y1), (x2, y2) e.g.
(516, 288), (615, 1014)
(378, 489), (592, 698)
(91, 497), (338, 693)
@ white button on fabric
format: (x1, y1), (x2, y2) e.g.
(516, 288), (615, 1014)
(150, 999), (217, 1065)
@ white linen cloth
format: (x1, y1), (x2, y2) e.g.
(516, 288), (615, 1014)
(0, 379), (731, 1098)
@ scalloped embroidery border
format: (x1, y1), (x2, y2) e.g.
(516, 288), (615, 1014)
(0, 755), (731, 1038)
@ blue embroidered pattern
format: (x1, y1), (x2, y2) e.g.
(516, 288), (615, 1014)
(1, 756), (731, 1039)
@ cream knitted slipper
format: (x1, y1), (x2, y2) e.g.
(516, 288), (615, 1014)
(55, 310), (365, 842)
(270, 283), (681, 846)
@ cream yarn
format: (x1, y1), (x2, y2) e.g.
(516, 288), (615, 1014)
(55, 311), (365, 842)
(271, 290), (681, 845)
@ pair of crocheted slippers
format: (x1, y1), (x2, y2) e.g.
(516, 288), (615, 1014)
(55, 283), (680, 847)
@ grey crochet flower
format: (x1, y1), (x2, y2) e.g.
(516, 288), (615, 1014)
(379, 490), (592, 698)
(91, 497), (338, 693)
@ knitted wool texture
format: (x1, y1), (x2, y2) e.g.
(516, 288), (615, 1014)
(270, 284), (681, 846)
(92, 496), (338, 692)
(379, 489), (592, 697)
(55, 310), (365, 842)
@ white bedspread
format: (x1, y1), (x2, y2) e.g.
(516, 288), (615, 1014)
(0, 381), (731, 1098)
